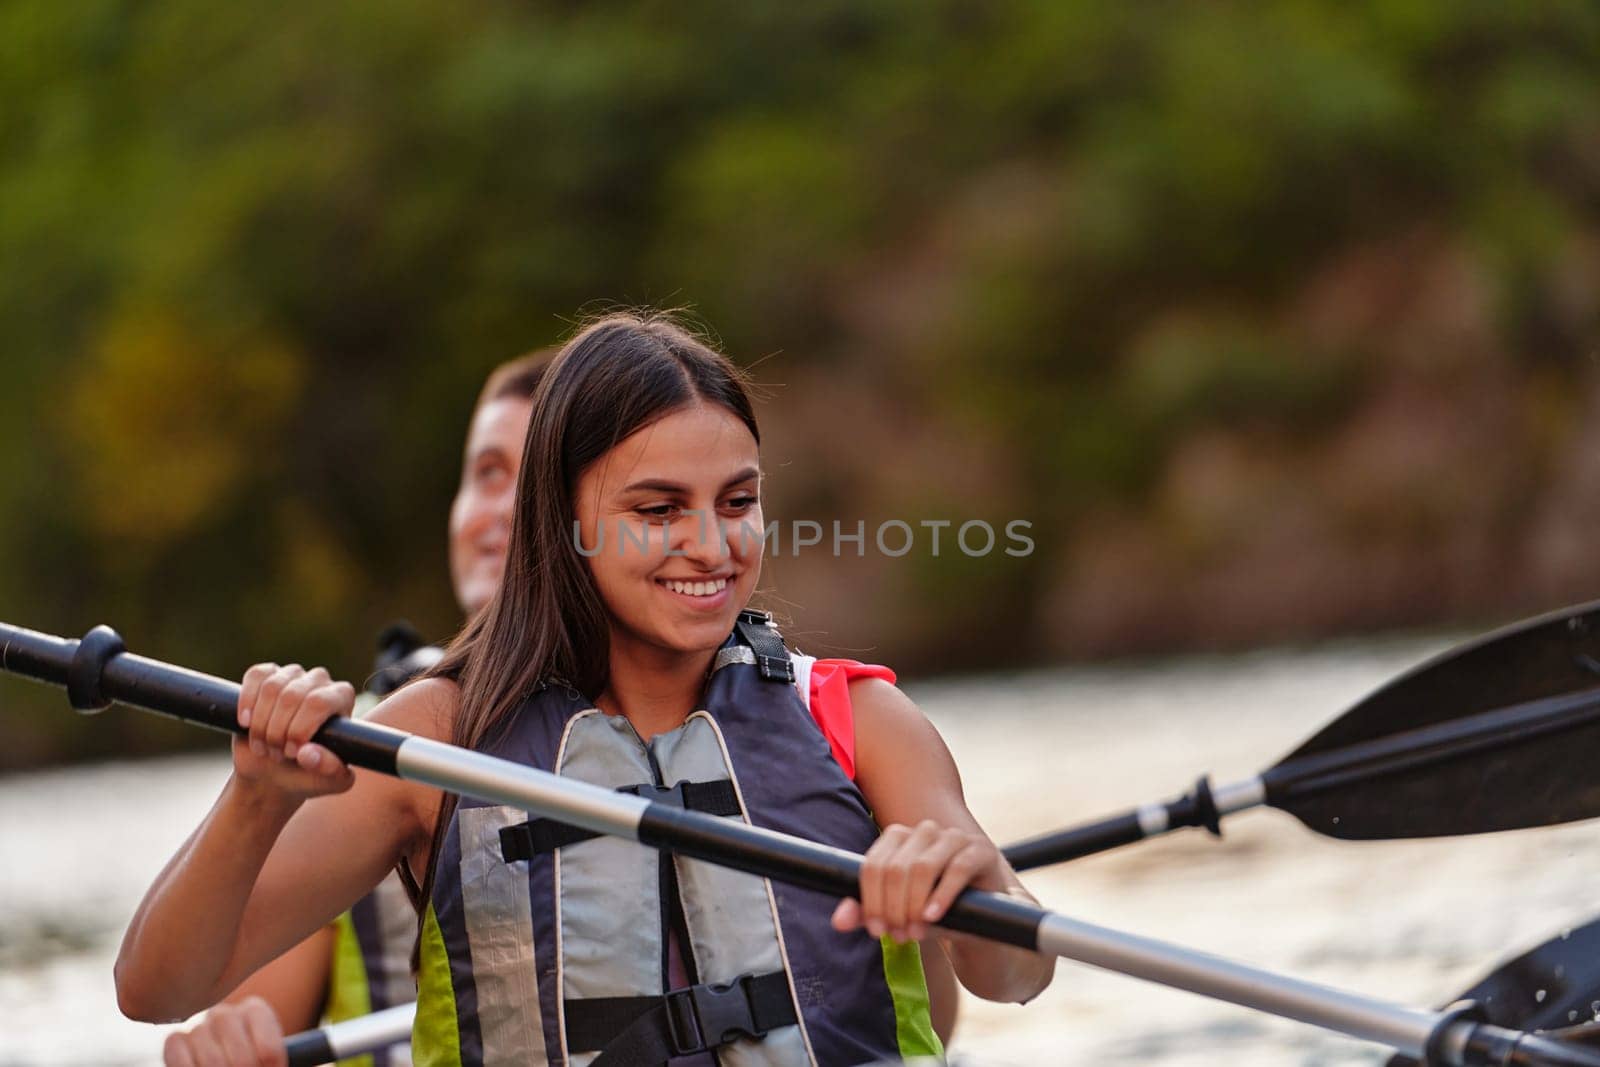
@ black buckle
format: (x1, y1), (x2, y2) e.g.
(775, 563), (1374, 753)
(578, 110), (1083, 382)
(624, 781), (687, 807)
(664, 977), (759, 1055)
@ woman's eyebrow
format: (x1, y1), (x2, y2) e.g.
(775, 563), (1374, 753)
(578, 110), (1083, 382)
(722, 466), (760, 488)
(619, 478), (687, 494)
(619, 467), (760, 495)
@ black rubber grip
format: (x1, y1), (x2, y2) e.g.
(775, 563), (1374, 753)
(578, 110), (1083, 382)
(0, 622), (77, 685)
(0, 622), (406, 776)
(284, 1029), (335, 1067)
(1001, 811), (1147, 871)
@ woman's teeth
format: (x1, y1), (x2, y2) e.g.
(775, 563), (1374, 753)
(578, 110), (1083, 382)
(661, 578), (728, 597)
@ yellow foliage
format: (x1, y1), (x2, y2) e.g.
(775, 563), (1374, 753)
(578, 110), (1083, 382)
(62, 305), (304, 545)
(275, 498), (360, 628)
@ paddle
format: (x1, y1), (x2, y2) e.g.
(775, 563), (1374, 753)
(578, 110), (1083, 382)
(1385, 918), (1600, 1067)
(1002, 599), (1600, 870)
(4, 622), (1600, 1066)
(285, 1002), (415, 1067)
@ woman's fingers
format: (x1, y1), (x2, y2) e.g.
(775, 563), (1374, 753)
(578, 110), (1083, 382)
(240, 996), (288, 1067)
(237, 663), (279, 731)
(161, 1031), (197, 1067)
(857, 823), (909, 940)
(898, 822), (967, 940)
(255, 664), (306, 756)
(272, 669), (324, 759)
(924, 838), (1001, 925)
(878, 820), (940, 940)
(181, 1025), (227, 1067)
(212, 1008), (260, 1067)
(856, 822), (1005, 943)
(163, 997), (287, 1067)
(233, 663), (358, 794)
(283, 669), (342, 756)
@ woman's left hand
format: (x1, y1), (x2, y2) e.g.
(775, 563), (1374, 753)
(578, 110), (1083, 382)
(831, 819), (1006, 943)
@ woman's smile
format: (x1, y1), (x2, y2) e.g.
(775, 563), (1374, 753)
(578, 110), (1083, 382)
(655, 574), (733, 610)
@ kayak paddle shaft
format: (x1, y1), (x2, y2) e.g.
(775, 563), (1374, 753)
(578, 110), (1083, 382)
(5, 621), (1600, 1067)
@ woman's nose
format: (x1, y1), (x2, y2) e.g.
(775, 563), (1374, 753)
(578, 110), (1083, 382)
(671, 509), (730, 563)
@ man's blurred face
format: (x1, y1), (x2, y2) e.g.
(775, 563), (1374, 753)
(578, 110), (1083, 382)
(448, 396), (535, 616)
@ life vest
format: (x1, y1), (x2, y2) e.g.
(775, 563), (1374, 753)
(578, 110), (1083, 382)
(325, 872), (418, 1067)
(324, 623), (439, 1065)
(413, 611), (940, 1066)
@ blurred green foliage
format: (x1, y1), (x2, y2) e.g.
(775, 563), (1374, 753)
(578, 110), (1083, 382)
(2, 1), (1599, 765)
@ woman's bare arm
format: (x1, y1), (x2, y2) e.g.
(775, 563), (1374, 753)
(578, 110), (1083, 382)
(160, 928), (333, 1067)
(220, 924), (334, 1032)
(845, 678), (1055, 1004)
(115, 675), (450, 1022)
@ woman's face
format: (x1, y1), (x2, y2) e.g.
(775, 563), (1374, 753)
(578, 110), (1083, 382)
(448, 396), (535, 616)
(573, 402), (763, 659)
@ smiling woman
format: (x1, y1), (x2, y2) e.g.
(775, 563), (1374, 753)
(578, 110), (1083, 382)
(113, 309), (1050, 1066)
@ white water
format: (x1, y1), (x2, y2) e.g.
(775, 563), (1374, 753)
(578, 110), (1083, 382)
(4, 635), (1599, 1065)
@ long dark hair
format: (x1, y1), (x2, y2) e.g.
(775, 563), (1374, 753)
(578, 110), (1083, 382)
(410, 310), (760, 938)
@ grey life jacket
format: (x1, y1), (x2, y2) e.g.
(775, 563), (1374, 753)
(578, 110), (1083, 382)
(413, 612), (940, 1066)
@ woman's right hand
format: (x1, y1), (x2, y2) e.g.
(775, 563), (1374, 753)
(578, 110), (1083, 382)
(234, 663), (356, 799)
(162, 996), (286, 1067)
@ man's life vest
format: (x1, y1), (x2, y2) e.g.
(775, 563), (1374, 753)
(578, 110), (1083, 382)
(325, 621), (440, 1066)
(413, 612), (941, 1066)
(325, 873), (418, 1067)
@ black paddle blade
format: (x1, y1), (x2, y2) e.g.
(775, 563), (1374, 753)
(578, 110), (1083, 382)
(1550, 1023), (1600, 1050)
(1386, 918), (1600, 1067)
(1265, 600), (1600, 839)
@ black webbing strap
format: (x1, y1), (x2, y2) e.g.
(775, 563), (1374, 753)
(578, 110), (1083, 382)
(498, 816), (596, 860)
(499, 779), (741, 862)
(566, 971), (797, 1062)
(734, 610), (795, 683)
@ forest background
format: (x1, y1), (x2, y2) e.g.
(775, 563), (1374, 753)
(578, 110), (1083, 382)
(4, 1), (1600, 768)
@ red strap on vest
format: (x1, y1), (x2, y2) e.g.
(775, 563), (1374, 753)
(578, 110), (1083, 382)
(806, 659), (896, 781)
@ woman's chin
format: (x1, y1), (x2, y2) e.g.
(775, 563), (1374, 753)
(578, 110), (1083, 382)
(644, 614), (741, 656)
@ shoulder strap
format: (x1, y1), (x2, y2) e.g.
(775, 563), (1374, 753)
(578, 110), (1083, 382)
(732, 610), (795, 684)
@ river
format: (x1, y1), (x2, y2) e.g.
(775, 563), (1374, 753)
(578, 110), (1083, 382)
(4, 635), (1598, 1065)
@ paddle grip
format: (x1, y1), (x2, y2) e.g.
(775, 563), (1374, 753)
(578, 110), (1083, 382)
(1000, 811), (1146, 870)
(284, 1030), (335, 1067)
(0, 622), (406, 776)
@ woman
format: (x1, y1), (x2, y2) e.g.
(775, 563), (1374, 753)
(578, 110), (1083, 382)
(117, 311), (1052, 1065)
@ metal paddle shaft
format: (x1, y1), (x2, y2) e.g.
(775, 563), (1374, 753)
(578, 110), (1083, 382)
(1004, 600), (1600, 870)
(6, 622), (1600, 1067)
(284, 1002), (416, 1067)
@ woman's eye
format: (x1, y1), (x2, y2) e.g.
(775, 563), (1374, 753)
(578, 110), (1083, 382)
(722, 495), (759, 512)
(637, 504), (678, 519)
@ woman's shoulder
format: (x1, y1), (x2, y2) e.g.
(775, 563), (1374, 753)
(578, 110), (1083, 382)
(836, 667), (942, 768)
(840, 669), (919, 729)
(365, 675), (460, 742)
